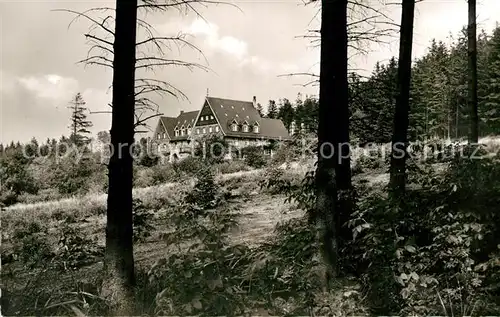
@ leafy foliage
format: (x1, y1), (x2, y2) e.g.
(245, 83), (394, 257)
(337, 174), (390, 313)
(133, 198), (155, 242)
(242, 146), (267, 168)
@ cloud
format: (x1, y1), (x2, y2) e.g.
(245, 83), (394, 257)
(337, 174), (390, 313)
(17, 74), (79, 101)
(155, 18), (302, 75)
(184, 18), (248, 60)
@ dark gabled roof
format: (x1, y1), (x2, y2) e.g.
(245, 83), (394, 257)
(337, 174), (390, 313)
(159, 110), (198, 141)
(206, 96), (290, 140)
(259, 118), (290, 140)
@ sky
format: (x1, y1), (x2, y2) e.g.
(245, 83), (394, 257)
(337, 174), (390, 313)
(1, 0), (499, 144)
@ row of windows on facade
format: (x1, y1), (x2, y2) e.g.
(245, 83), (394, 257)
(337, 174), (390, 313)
(200, 115), (215, 121)
(230, 123), (259, 133)
(157, 138), (266, 151)
(157, 123), (260, 139)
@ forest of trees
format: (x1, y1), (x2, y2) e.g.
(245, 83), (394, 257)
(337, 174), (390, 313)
(350, 24), (500, 144)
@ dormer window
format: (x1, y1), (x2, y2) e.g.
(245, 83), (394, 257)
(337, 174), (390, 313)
(243, 124), (249, 132)
(174, 129), (179, 137)
(231, 124), (238, 132)
(187, 125), (191, 135)
(253, 124), (259, 133)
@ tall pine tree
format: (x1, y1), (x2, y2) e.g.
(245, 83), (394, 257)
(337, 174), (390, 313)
(267, 100), (278, 119)
(68, 93), (93, 146)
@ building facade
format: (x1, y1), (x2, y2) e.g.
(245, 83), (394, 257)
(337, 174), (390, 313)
(153, 96), (291, 161)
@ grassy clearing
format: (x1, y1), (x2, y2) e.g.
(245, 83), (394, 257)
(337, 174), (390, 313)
(1, 161), (378, 315)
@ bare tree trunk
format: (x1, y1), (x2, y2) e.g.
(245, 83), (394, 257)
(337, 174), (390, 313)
(316, 0), (348, 285)
(389, 0), (415, 198)
(468, 0), (479, 143)
(102, 0), (137, 314)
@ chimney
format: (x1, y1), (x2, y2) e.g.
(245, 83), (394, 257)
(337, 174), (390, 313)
(180, 110), (184, 115)
(252, 96), (257, 108)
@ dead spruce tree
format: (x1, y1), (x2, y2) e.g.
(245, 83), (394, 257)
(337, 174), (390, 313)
(467, 0), (479, 143)
(316, 0), (349, 284)
(54, 0), (231, 313)
(291, 0), (398, 279)
(389, 0), (415, 199)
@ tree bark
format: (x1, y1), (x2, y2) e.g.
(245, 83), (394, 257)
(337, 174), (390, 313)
(102, 0), (138, 314)
(468, 0), (479, 143)
(389, 0), (415, 198)
(316, 0), (348, 284)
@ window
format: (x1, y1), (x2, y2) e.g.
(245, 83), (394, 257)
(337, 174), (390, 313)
(163, 133), (166, 139)
(243, 125), (249, 132)
(253, 125), (259, 133)
(174, 129), (179, 137)
(157, 133), (161, 139)
(209, 127), (213, 133)
(203, 128), (206, 134)
(187, 129), (191, 135)
(196, 128), (200, 135)
(201, 116), (204, 121)
(215, 126), (219, 132)
(210, 115), (214, 120)
(231, 124), (238, 132)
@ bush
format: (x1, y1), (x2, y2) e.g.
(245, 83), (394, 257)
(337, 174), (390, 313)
(241, 146), (267, 168)
(185, 167), (224, 210)
(133, 198), (155, 242)
(216, 160), (249, 174)
(348, 146), (500, 315)
(50, 154), (96, 195)
(150, 164), (177, 185)
(172, 156), (203, 177)
(194, 134), (229, 164)
(54, 225), (104, 271)
(10, 220), (53, 267)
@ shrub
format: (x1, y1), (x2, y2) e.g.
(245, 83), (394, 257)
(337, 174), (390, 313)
(151, 164), (177, 185)
(193, 134), (229, 164)
(54, 225), (104, 271)
(10, 220), (53, 267)
(185, 167), (224, 210)
(133, 198), (155, 242)
(348, 146), (500, 315)
(134, 166), (155, 188)
(241, 146), (267, 168)
(145, 163), (247, 316)
(0, 150), (38, 205)
(216, 160), (249, 174)
(50, 154), (97, 195)
(172, 156), (203, 177)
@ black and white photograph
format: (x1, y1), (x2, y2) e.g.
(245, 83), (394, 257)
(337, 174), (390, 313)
(1, 0), (500, 315)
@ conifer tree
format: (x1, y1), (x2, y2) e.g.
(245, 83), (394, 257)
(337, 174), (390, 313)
(68, 92), (93, 146)
(267, 100), (278, 119)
